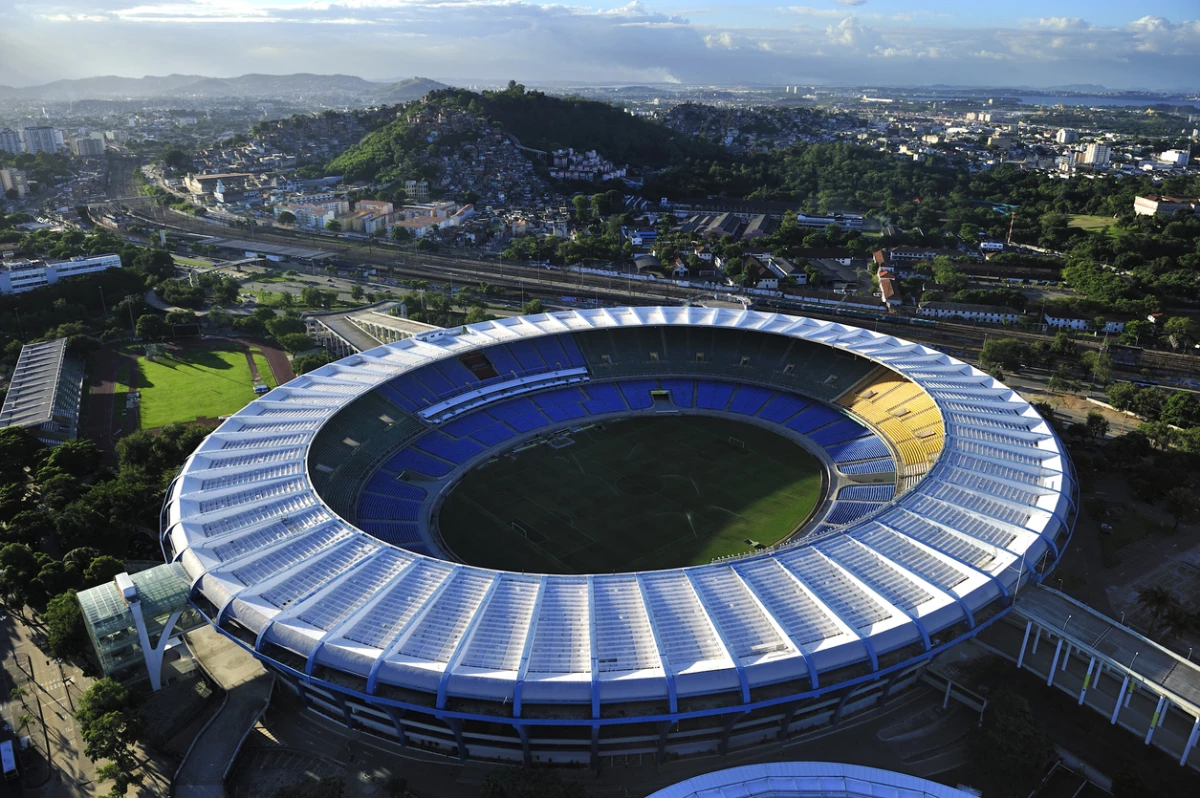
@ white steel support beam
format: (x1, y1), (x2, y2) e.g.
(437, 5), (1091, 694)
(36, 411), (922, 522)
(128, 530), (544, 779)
(1047, 639), (1064, 687)
(1016, 620), (1033, 669)
(1112, 675), (1130, 724)
(1146, 696), (1166, 745)
(1079, 658), (1096, 705)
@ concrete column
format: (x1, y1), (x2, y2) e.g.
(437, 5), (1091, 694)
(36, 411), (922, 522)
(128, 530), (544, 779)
(1062, 643), (1071, 671)
(1016, 620), (1033, 669)
(1181, 716), (1200, 766)
(1146, 696), (1166, 745)
(1031, 626), (1042, 655)
(1111, 675), (1130, 724)
(129, 601), (183, 692)
(1047, 639), (1064, 687)
(1078, 658), (1096, 705)
(943, 678), (953, 709)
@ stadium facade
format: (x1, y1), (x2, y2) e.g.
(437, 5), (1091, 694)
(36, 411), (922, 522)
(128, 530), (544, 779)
(163, 307), (1077, 764)
(646, 762), (977, 797)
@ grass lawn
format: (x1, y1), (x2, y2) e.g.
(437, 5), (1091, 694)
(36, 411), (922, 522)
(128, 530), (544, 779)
(172, 255), (219, 269)
(1067, 214), (1122, 239)
(436, 416), (824, 573)
(136, 345), (260, 429)
(250, 352), (278, 388)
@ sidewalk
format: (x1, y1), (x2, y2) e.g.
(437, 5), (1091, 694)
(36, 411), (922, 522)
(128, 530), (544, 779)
(173, 627), (273, 798)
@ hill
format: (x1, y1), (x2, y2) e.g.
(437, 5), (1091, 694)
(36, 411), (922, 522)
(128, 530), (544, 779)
(373, 77), (449, 103)
(325, 83), (721, 184)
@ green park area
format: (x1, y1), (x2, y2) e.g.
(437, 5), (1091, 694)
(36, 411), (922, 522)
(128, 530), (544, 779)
(135, 344), (263, 429)
(1066, 214), (1121, 238)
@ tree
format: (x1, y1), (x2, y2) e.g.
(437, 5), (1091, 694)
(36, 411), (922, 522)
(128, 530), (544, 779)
(165, 309), (197, 326)
(207, 308), (233, 329)
(277, 333), (316, 353)
(931, 257), (968, 293)
(1119, 319), (1151, 346)
(1106, 382), (1138, 412)
(324, 219), (342, 233)
(521, 298), (545, 315)
(1080, 351), (1112, 385)
(350, 284), (365, 302)
(1138, 420), (1175, 450)
(390, 225), (410, 242)
(1047, 365), (1076, 394)
(41, 438), (102, 479)
(276, 211), (296, 226)
(965, 690), (1054, 797)
(1084, 410), (1110, 443)
(464, 306), (495, 324)
(300, 286), (327, 309)
(1137, 585), (1176, 626)
(1050, 331), (1076, 358)
(135, 314), (169, 341)
(979, 338), (1030, 371)
(291, 353), (333, 375)
(1163, 315), (1200, 347)
(84, 555), (125, 586)
(45, 589), (89, 659)
(1164, 487), (1199, 532)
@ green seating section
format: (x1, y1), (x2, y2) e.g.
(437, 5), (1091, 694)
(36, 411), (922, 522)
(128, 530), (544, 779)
(576, 327), (874, 401)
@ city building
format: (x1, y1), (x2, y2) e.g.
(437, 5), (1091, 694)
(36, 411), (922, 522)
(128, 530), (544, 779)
(0, 253), (122, 294)
(0, 129), (22, 155)
(1055, 128), (1079, 144)
(1134, 195), (1199, 217)
(648, 763), (977, 798)
(184, 172), (255, 197)
(77, 563), (202, 689)
(918, 301), (1022, 324)
(23, 126), (59, 155)
(0, 338), (85, 445)
(0, 168), (28, 199)
(1082, 143), (1111, 166)
(1158, 149), (1191, 167)
(69, 135), (105, 158)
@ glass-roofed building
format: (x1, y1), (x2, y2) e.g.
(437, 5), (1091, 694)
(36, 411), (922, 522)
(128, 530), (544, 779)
(78, 563), (204, 689)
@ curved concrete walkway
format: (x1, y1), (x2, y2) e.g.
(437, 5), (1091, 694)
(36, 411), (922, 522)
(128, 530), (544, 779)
(174, 626), (274, 798)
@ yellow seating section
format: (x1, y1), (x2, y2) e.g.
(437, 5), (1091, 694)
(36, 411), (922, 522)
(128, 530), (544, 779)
(839, 369), (945, 478)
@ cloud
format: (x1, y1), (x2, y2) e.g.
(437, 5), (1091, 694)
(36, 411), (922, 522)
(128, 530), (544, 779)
(825, 16), (882, 51)
(835, 0), (868, 6)
(788, 6), (844, 19)
(1037, 17), (1091, 31)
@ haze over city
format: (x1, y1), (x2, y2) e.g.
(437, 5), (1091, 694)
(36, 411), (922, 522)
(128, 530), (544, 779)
(3, 0), (1200, 90)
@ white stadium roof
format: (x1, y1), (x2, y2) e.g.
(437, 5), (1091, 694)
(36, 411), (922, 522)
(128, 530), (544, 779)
(646, 762), (977, 798)
(165, 307), (1075, 710)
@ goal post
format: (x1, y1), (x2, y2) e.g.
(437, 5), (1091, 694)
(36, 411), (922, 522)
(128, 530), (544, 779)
(728, 437), (745, 449)
(511, 521), (529, 539)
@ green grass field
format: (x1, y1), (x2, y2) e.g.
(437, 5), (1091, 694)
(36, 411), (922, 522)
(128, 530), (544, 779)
(171, 255), (220, 269)
(1067, 214), (1122, 238)
(435, 416), (825, 573)
(251, 352), (278, 388)
(136, 345), (261, 429)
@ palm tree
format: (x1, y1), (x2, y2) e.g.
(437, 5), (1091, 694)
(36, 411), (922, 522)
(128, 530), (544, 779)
(1159, 605), (1199, 642)
(9, 686), (27, 706)
(1137, 585), (1177, 629)
(15, 713), (33, 732)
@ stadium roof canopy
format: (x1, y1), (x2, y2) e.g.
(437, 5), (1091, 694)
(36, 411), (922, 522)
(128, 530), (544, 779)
(165, 307), (1075, 712)
(646, 762), (977, 798)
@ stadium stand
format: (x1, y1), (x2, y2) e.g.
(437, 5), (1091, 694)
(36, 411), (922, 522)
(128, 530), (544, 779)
(839, 368), (945, 478)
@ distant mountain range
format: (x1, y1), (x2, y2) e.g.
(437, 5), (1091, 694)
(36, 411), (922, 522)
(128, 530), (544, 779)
(0, 73), (451, 102)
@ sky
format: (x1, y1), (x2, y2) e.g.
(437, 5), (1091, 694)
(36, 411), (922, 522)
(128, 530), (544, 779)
(1, 1), (1198, 91)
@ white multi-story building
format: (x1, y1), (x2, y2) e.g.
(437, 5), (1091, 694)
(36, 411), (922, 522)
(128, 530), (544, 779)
(23, 127), (59, 155)
(0, 168), (28, 198)
(919, 302), (1021, 324)
(1082, 143), (1111, 166)
(70, 135), (105, 158)
(0, 253), (122, 294)
(1158, 149), (1190, 167)
(0, 129), (23, 155)
(1055, 128), (1078, 144)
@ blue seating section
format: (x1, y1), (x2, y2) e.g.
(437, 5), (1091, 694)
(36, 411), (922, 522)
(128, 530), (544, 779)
(582, 383), (627, 414)
(533, 336), (586, 369)
(618, 380), (658, 410)
(784, 404), (841, 434)
(838, 459), (896, 475)
(358, 492), (422, 521)
(827, 437), (891, 463)
(658, 379), (694, 407)
(471, 422), (518, 447)
(488, 398), (551, 432)
(697, 381), (736, 410)
(509, 340), (547, 373)
(363, 473), (426, 499)
(728, 385), (773, 416)
(809, 419), (868, 446)
(415, 432), (486, 464)
(838, 484), (896, 502)
(383, 449), (453, 478)
(485, 344), (523, 377)
(440, 412), (493, 439)
(758, 394), (808, 423)
(826, 501), (885, 526)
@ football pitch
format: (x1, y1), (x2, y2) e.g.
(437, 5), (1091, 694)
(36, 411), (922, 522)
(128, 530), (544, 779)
(436, 416), (825, 574)
(136, 344), (261, 429)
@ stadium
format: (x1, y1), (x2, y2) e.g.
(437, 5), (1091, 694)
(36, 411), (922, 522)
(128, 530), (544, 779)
(163, 306), (1077, 765)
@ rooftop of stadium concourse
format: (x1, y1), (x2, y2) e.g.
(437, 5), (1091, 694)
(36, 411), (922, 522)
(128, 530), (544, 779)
(166, 308), (1076, 724)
